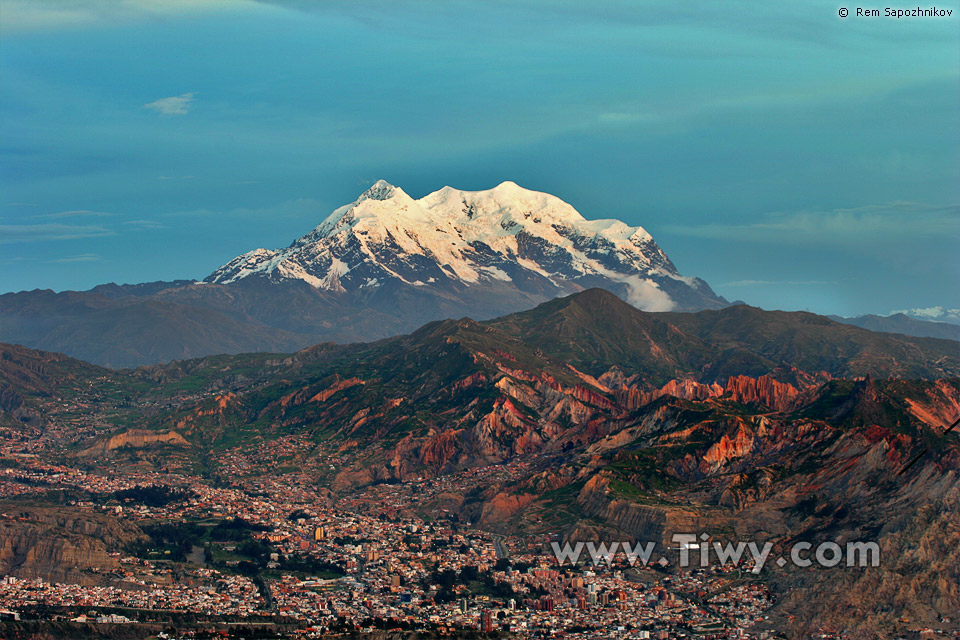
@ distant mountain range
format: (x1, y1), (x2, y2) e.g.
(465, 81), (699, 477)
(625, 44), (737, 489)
(831, 312), (960, 341)
(1, 181), (955, 368)
(890, 306), (960, 325)
(1, 181), (727, 367)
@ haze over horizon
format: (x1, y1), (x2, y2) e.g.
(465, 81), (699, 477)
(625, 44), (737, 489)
(1, 0), (958, 318)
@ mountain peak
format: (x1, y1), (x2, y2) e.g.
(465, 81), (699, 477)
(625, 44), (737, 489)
(889, 306), (960, 325)
(360, 179), (399, 201)
(507, 288), (641, 324)
(491, 180), (524, 191)
(205, 180), (727, 312)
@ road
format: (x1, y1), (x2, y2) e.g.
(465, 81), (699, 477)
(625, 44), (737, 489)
(493, 535), (508, 560)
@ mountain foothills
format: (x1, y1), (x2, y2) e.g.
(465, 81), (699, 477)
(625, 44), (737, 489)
(2, 289), (959, 638)
(0, 181), (726, 368)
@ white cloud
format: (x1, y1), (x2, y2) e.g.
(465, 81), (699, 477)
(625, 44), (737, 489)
(722, 280), (837, 287)
(0, 223), (116, 243)
(37, 209), (115, 219)
(144, 93), (195, 116)
(51, 253), (101, 263)
(1, 0), (252, 31)
(124, 219), (167, 230)
(622, 276), (675, 312)
(665, 202), (959, 244)
(161, 198), (327, 220)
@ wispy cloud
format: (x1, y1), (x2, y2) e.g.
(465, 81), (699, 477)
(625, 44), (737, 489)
(722, 279), (837, 287)
(1, 0), (251, 31)
(665, 202), (959, 244)
(144, 93), (195, 116)
(51, 253), (101, 263)
(124, 219), (167, 230)
(0, 223), (116, 243)
(161, 198), (326, 220)
(36, 209), (115, 219)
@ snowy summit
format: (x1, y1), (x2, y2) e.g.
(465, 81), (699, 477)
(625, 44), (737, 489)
(205, 180), (724, 312)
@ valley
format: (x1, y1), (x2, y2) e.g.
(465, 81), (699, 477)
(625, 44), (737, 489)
(1, 290), (958, 638)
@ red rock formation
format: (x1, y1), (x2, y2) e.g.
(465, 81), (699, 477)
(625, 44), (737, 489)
(278, 387), (312, 408)
(571, 385), (617, 410)
(453, 372), (487, 391)
(419, 429), (462, 474)
(542, 394), (594, 425)
(702, 420), (756, 471)
(309, 377), (364, 403)
(0, 507), (145, 586)
(180, 392), (236, 420)
(905, 379), (960, 429)
(81, 429), (189, 456)
(724, 375), (799, 411)
(382, 397), (405, 410)
(611, 375), (800, 412)
(615, 378), (722, 409)
(495, 377), (540, 409)
(566, 365), (612, 393)
(472, 397), (542, 459)
(480, 492), (536, 524)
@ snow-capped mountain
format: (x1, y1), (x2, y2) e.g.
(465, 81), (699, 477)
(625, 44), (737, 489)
(206, 180), (724, 312)
(889, 306), (960, 326)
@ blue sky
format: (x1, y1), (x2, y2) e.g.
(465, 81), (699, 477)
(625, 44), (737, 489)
(1, 0), (957, 317)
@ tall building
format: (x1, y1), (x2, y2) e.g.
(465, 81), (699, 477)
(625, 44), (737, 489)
(480, 609), (494, 632)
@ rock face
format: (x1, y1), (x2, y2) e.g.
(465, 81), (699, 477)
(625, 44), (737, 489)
(701, 420), (758, 471)
(480, 493), (538, 524)
(904, 378), (960, 428)
(613, 375), (800, 410)
(723, 375), (800, 411)
(81, 429), (189, 456)
(0, 506), (145, 585)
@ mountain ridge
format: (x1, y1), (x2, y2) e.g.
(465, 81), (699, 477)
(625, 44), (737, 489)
(488, 289), (960, 382)
(832, 312), (960, 341)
